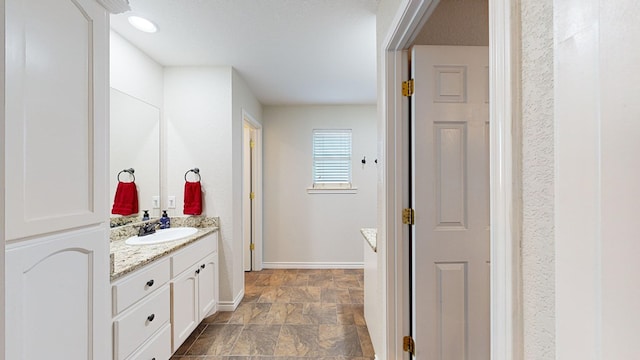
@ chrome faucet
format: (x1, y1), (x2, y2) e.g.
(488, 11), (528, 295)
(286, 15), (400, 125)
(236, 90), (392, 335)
(138, 221), (160, 237)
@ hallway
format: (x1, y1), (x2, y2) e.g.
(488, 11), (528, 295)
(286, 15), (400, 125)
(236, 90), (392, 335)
(170, 269), (375, 359)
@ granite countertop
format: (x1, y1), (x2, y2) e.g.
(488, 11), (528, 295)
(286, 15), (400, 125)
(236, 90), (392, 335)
(110, 216), (219, 281)
(360, 228), (377, 252)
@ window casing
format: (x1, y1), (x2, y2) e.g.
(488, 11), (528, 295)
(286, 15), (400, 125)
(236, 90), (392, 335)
(312, 129), (352, 189)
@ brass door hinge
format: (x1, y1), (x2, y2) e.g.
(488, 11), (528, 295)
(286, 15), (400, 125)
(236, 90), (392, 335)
(403, 335), (415, 355)
(250, 139), (255, 148)
(250, 243), (255, 251)
(402, 208), (415, 225)
(402, 79), (414, 97)
(250, 192), (255, 200)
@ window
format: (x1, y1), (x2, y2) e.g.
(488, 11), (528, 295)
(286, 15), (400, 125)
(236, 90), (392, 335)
(311, 129), (353, 191)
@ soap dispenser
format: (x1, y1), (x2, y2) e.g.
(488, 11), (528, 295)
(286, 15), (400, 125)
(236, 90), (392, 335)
(160, 210), (171, 229)
(142, 210), (150, 221)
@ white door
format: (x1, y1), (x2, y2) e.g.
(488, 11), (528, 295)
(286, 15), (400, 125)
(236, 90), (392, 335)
(411, 45), (490, 359)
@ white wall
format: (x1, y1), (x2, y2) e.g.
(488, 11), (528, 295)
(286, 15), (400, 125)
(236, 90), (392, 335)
(164, 67), (263, 307)
(164, 67), (233, 301)
(520, 0), (555, 358)
(110, 30), (163, 106)
(231, 69), (262, 292)
(262, 105), (377, 266)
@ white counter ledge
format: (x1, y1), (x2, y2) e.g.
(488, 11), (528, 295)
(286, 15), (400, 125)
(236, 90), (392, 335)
(360, 228), (377, 252)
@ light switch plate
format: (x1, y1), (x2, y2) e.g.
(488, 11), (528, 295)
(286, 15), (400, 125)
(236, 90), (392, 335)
(168, 196), (176, 209)
(152, 196), (160, 209)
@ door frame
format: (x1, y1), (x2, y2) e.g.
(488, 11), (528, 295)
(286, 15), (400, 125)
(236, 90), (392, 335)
(381, 0), (522, 359)
(0, 1), (6, 355)
(242, 109), (263, 271)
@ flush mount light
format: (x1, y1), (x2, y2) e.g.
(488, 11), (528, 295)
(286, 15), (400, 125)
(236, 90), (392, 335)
(128, 16), (158, 33)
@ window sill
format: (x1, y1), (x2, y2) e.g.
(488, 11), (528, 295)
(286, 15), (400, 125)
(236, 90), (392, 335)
(306, 187), (358, 194)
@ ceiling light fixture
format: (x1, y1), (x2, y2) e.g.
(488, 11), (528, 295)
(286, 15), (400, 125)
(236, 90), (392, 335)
(128, 16), (158, 33)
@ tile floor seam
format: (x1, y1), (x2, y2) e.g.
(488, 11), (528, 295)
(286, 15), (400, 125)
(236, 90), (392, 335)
(172, 269), (373, 360)
(181, 324), (206, 355)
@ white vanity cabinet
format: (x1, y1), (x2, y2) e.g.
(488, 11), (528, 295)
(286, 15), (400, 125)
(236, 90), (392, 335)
(111, 232), (219, 359)
(171, 234), (219, 350)
(112, 259), (172, 360)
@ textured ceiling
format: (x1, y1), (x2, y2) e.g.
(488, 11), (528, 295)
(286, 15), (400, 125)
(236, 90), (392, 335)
(110, 0), (379, 105)
(413, 0), (488, 46)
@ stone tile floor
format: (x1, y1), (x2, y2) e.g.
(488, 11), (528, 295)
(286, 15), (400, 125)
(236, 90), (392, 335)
(170, 269), (375, 360)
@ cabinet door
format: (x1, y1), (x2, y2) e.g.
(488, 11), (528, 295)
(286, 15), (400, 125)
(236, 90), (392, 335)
(5, 0), (109, 240)
(5, 227), (110, 359)
(198, 252), (218, 320)
(171, 266), (199, 351)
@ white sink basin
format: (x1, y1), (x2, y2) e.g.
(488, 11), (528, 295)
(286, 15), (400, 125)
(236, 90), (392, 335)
(125, 227), (199, 246)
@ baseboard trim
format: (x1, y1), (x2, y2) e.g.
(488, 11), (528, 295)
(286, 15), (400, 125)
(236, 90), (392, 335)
(262, 262), (364, 269)
(217, 288), (244, 312)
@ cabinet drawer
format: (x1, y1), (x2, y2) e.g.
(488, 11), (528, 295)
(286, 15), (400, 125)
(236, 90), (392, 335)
(113, 258), (170, 315)
(172, 234), (216, 277)
(126, 323), (172, 360)
(114, 286), (170, 360)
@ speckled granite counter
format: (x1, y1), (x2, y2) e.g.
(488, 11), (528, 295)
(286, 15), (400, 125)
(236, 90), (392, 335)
(109, 214), (141, 228)
(361, 228), (377, 252)
(110, 216), (219, 281)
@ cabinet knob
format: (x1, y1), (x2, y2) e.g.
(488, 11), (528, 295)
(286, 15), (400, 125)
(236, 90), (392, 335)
(201, 264), (206, 269)
(146, 279), (154, 287)
(195, 269), (201, 275)
(147, 314), (155, 322)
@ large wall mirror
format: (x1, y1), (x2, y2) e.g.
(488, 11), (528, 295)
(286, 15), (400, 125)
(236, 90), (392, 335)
(110, 88), (161, 220)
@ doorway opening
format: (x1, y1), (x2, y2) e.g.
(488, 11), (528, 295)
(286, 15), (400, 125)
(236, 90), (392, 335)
(381, 0), (521, 359)
(242, 110), (263, 272)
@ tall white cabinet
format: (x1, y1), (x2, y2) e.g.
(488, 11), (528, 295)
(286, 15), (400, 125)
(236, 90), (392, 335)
(4, 0), (122, 359)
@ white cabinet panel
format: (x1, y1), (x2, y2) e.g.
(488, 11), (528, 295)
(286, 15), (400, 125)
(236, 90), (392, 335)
(170, 232), (219, 351)
(198, 252), (218, 320)
(171, 266), (199, 349)
(5, 227), (110, 360)
(5, 0), (108, 240)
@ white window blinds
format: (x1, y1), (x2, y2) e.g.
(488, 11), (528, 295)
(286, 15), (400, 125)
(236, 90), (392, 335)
(312, 129), (352, 187)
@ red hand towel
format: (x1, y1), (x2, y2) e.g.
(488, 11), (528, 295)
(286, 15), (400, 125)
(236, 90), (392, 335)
(111, 181), (139, 215)
(184, 181), (202, 215)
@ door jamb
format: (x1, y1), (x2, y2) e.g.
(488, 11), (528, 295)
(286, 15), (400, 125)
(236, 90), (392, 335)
(242, 109), (263, 271)
(381, 0), (522, 359)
